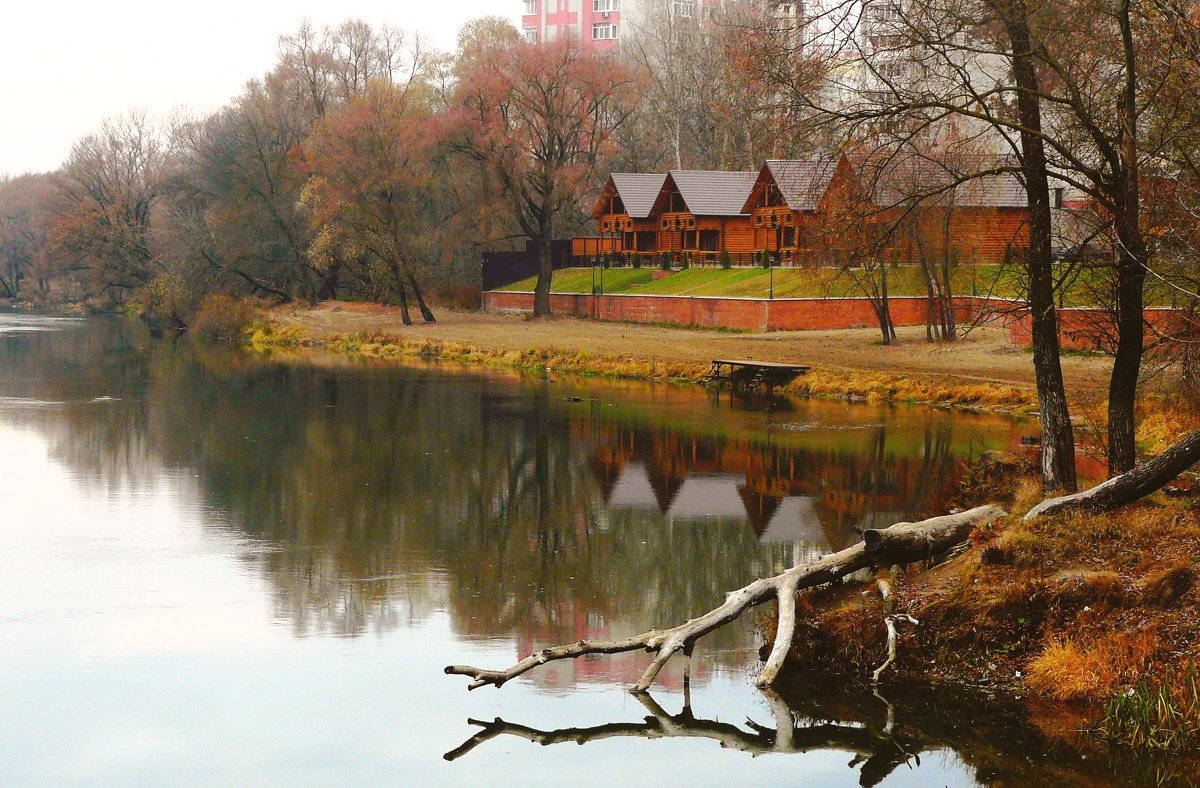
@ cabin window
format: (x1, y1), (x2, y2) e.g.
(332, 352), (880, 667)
(635, 231), (657, 251)
(782, 227), (796, 248)
(698, 230), (721, 251)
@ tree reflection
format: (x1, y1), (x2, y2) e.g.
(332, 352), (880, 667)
(0, 318), (1020, 675)
(445, 677), (1200, 787)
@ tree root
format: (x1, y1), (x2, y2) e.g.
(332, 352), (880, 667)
(445, 505), (1006, 692)
(1025, 428), (1200, 520)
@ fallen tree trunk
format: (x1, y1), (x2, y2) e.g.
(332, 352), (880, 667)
(445, 505), (1006, 692)
(1024, 428), (1200, 521)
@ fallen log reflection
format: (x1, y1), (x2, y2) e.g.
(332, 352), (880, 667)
(446, 689), (921, 786)
(445, 674), (1200, 786)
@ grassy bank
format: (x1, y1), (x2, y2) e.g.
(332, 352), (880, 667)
(245, 319), (1040, 414)
(501, 265), (1182, 307)
(783, 459), (1200, 752)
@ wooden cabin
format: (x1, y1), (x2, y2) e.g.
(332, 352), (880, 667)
(649, 170), (759, 260)
(868, 156), (1031, 265)
(742, 156), (857, 264)
(580, 173), (667, 258)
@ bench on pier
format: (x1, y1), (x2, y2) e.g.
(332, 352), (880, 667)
(700, 359), (811, 393)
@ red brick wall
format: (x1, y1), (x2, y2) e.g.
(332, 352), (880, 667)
(483, 291), (1014, 333)
(1007, 307), (1189, 350)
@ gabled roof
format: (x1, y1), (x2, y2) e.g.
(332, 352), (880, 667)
(654, 170), (759, 217)
(592, 173), (667, 219)
(746, 156), (843, 213)
(871, 155), (1026, 209)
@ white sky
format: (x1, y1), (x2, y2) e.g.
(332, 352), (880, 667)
(0, 1), (521, 177)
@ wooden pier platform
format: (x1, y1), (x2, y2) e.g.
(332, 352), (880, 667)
(700, 359), (811, 392)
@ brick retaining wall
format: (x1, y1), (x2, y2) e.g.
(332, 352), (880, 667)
(483, 290), (1012, 333)
(1007, 307), (1190, 351)
(484, 291), (1190, 350)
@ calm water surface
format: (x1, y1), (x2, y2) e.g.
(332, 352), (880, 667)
(0, 314), (1182, 786)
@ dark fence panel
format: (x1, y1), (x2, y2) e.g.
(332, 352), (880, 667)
(481, 240), (572, 291)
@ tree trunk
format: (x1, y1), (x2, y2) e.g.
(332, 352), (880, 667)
(409, 275), (436, 323)
(1025, 428), (1200, 520)
(317, 260), (340, 301)
(1107, 0), (1145, 475)
(877, 265), (897, 345)
(533, 234), (553, 318)
(940, 224), (957, 341)
(1001, 0), (1078, 493)
(396, 282), (413, 326)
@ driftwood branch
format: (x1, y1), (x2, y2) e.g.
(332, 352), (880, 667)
(445, 505), (1006, 692)
(872, 614), (920, 684)
(1024, 428), (1200, 521)
(444, 689), (921, 783)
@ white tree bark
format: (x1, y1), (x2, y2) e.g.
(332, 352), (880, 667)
(446, 505), (1006, 692)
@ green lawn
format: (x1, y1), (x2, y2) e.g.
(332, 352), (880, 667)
(499, 265), (1018, 300)
(496, 264), (1179, 308)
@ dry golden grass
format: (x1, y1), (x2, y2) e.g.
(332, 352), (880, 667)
(1026, 630), (1161, 702)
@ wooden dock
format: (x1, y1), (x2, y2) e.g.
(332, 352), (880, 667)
(700, 359), (811, 393)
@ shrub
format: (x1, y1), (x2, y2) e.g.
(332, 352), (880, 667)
(189, 294), (261, 342)
(601, 253), (610, 270)
(660, 252), (671, 271)
(631, 251), (642, 269)
(721, 249), (732, 269)
(681, 251), (691, 270)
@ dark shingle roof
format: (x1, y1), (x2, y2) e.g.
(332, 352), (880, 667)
(610, 173), (667, 218)
(668, 170), (759, 216)
(763, 156), (842, 211)
(872, 155), (1026, 208)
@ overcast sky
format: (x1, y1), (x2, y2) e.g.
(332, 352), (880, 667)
(0, 1), (521, 177)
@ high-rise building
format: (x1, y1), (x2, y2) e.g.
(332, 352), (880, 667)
(521, 1), (740, 50)
(521, 0), (624, 50)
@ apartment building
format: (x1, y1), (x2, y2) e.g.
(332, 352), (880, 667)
(521, 0), (738, 49)
(521, 0), (624, 49)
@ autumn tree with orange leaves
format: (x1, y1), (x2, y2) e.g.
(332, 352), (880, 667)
(445, 33), (641, 317)
(302, 81), (439, 323)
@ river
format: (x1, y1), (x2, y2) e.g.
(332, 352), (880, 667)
(0, 313), (1183, 786)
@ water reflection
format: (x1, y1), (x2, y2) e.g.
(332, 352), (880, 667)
(447, 677), (1200, 787)
(0, 315), (1020, 677)
(8, 314), (1194, 785)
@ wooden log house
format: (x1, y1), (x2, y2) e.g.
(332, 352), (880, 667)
(649, 170), (759, 261)
(571, 154), (1032, 267)
(868, 156), (1031, 265)
(742, 155), (856, 264)
(576, 173), (667, 259)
